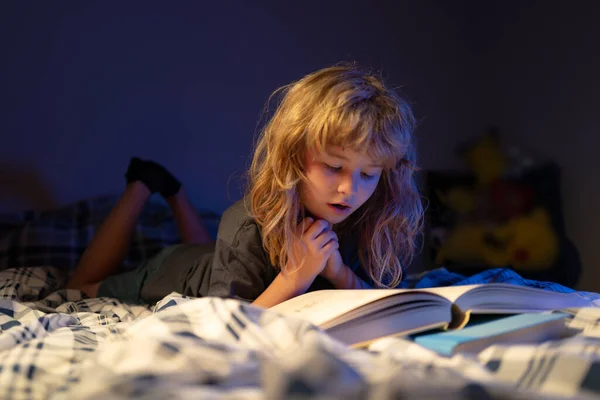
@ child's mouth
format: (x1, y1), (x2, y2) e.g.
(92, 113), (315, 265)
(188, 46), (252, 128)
(328, 203), (351, 214)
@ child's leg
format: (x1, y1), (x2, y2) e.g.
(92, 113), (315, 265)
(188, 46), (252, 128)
(67, 157), (212, 299)
(80, 282), (101, 298)
(66, 182), (151, 291)
(167, 188), (213, 244)
(124, 157), (211, 244)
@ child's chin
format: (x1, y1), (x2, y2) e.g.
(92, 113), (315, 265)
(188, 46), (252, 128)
(312, 213), (337, 225)
(303, 205), (348, 224)
(327, 214), (349, 225)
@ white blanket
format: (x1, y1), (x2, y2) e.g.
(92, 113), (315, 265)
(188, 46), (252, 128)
(1, 266), (600, 399)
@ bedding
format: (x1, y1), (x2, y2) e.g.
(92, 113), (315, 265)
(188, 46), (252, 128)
(2, 195), (600, 399)
(1, 266), (600, 399)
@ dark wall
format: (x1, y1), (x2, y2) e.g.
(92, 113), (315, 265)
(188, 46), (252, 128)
(479, 1), (600, 291)
(0, 0), (482, 213)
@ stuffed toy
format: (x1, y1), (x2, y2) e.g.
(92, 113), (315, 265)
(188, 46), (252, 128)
(450, 131), (535, 220)
(436, 208), (559, 270)
(462, 132), (507, 187)
(434, 131), (559, 271)
(482, 207), (559, 270)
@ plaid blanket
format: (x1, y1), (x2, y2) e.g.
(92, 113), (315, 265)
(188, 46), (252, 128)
(1, 266), (600, 399)
(0, 194), (220, 272)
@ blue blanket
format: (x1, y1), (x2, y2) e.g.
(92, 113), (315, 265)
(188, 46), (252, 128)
(401, 266), (600, 301)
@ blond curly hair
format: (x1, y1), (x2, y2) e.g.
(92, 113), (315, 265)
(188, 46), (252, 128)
(246, 64), (423, 288)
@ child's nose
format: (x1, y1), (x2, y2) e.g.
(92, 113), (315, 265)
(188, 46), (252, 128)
(337, 174), (358, 196)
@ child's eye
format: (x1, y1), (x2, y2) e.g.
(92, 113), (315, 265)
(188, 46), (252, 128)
(361, 172), (376, 180)
(325, 164), (342, 172)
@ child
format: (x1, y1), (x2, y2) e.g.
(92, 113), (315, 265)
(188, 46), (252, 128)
(66, 64), (423, 308)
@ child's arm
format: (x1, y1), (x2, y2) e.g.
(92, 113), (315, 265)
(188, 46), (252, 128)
(252, 217), (338, 308)
(251, 272), (313, 308)
(321, 250), (371, 289)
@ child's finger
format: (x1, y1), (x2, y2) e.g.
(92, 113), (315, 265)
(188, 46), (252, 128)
(314, 230), (336, 249)
(297, 217), (314, 235)
(316, 222), (337, 243)
(304, 217), (314, 230)
(316, 227), (337, 245)
(323, 238), (339, 255)
(306, 219), (329, 240)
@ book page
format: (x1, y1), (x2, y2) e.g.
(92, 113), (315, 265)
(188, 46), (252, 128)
(456, 283), (592, 312)
(414, 284), (484, 303)
(269, 288), (439, 326)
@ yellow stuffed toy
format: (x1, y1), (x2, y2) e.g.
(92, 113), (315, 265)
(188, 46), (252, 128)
(434, 131), (559, 271)
(482, 208), (559, 270)
(436, 208), (559, 270)
(435, 223), (488, 265)
(463, 132), (507, 186)
(436, 186), (476, 216)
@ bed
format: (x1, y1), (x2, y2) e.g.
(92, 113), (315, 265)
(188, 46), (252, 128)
(1, 195), (600, 399)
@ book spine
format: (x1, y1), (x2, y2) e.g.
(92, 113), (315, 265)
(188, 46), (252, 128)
(448, 304), (470, 330)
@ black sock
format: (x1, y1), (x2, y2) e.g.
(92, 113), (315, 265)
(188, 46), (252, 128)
(125, 157), (181, 198)
(125, 157), (147, 187)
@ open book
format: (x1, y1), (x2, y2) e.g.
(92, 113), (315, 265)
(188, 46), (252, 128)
(269, 284), (590, 347)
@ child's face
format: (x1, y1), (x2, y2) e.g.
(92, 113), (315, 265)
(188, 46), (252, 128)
(300, 145), (383, 225)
